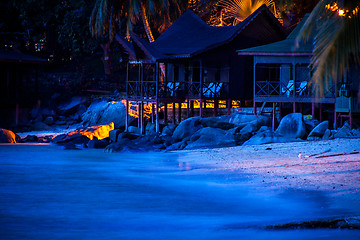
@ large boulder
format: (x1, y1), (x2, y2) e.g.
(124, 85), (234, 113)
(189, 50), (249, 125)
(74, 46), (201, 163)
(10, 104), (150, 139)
(57, 96), (87, 116)
(243, 130), (300, 145)
(229, 113), (269, 128)
(200, 117), (236, 130)
(82, 100), (131, 129)
(185, 127), (235, 149)
(161, 124), (177, 137)
(334, 121), (353, 138)
(172, 117), (203, 142)
(0, 129), (17, 143)
(275, 113), (306, 139)
(307, 121), (329, 140)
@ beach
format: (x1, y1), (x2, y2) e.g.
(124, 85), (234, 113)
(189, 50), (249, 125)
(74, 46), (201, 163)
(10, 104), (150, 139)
(180, 138), (360, 198)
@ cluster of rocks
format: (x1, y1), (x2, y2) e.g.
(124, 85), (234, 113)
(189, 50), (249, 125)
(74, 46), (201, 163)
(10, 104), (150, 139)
(2, 97), (360, 152)
(105, 112), (360, 152)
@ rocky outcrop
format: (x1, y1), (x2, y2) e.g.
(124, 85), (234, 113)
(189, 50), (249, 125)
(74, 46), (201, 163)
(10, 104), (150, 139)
(57, 96), (87, 116)
(185, 127), (235, 150)
(82, 100), (131, 129)
(243, 130), (300, 145)
(0, 129), (17, 143)
(276, 113), (306, 139)
(307, 121), (329, 140)
(172, 117), (203, 142)
(334, 121), (353, 138)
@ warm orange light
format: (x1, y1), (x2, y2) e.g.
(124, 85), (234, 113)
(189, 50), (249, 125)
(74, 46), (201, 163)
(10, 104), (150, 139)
(338, 9), (345, 16)
(68, 122), (114, 140)
(121, 100), (153, 119)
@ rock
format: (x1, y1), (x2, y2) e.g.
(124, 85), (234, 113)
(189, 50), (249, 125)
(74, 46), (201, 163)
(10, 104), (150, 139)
(0, 129), (17, 143)
(82, 100), (131, 129)
(128, 126), (141, 135)
(57, 96), (87, 116)
(161, 124), (177, 137)
(243, 130), (301, 145)
(166, 137), (190, 151)
(88, 138), (110, 149)
(145, 122), (156, 135)
(307, 121), (329, 140)
(229, 113), (269, 127)
(275, 113), (306, 139)
(20, 135), (38, 143)
(200, 117), (236, 130)
(43, 116), (54, 125)
(172, 117), (203, 142)
(54, 120), (67, 125)
(239, 123), (258, 135)
(334, 121), (353, 138)
(31, 121), (51, 131)
(351, 128), (360, 137)
(109, 129), (123, 142)
(75, 123), (114, 140)
(185, 127), (235, 150)
(118, 132), (139, 140)
(322, 129), (334, 140)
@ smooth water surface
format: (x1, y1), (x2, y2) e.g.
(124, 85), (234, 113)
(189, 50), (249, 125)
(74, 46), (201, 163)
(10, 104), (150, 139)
(0, 144), (359, 239)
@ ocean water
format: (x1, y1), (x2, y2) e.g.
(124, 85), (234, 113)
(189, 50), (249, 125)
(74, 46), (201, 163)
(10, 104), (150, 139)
(0, 144), (359, 239)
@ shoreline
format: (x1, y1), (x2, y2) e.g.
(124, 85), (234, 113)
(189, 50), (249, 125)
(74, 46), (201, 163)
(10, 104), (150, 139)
(178, 138), (360, 197)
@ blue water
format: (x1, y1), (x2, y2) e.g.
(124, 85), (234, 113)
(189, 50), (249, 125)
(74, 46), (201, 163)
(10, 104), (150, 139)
(0, 144), (359, 239)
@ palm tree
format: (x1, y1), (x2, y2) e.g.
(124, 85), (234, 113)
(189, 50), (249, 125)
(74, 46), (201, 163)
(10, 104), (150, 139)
(216, 0), (280, 25)
(89, 0), (186, 74)
(296, 0), (360, 95)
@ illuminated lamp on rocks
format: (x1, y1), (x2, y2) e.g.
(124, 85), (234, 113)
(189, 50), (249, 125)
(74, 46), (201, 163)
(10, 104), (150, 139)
(67, 122), (114, 140)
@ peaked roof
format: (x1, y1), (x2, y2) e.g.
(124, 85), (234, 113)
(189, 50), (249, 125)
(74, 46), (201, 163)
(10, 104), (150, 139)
(237, 14), (314, 56)
(0, 49), (48, 63)
(133, 5), (285, 60)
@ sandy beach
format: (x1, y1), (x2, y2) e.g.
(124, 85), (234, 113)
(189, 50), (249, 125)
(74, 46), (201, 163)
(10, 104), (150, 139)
(180, 138), (360, 199)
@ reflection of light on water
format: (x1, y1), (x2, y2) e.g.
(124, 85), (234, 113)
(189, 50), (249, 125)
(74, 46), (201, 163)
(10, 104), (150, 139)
(178, 162), (192, 171)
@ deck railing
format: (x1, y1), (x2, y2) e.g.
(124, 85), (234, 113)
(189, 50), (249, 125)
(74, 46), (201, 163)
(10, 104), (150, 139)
(255, 80), (336, 98)
(127, 80), (230, 99)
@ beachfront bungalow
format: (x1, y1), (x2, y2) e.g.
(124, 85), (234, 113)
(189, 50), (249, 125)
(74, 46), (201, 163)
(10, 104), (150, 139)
(121, 5), (286, 133)
(0, 49), (47, 126)
(237, 14), (360, 129)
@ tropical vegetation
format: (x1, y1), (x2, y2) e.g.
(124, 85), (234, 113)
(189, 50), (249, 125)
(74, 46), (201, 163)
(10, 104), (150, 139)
(296, 0), (360, 94)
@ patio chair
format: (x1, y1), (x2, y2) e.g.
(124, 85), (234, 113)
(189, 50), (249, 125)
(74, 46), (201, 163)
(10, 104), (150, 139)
(282, 80), (294, 97)
(296, 81), (307, 95)
(167, 82), (179, 96)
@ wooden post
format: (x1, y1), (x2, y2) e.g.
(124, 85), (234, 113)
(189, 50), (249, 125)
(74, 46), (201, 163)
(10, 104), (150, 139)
(319, 103), (323, 122)
(125, 100), (129, 132)
(272, 102), (275, 131)
(227, 99), (231, 115)
(155, 101), (159, 133)
(137, 101), (141, 128)
(199, 99), (203, 117)
(190, 100), (194, 117)
(253, 101), (257, 115)
(214, 100), (218, 116)
(178, 102), (182, 122)
(140, 101), (144, 135)
(151, 102), (155, 124)
(334, 103), (337, 129)
(172, 102), (176, 124)
(293, 102), (296, 113)
(155, 62), (160, 133)
(187, 99), (190, 118)
(312, 102), (315, 118)
(164, 102), (168, 124)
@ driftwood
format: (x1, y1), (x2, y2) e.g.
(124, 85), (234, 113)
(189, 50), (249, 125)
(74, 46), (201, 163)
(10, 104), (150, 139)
(305, 149), (331, 158)
(315, 151), (359, 159)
